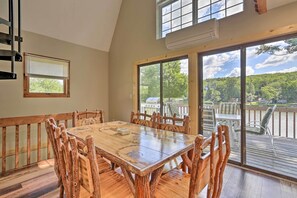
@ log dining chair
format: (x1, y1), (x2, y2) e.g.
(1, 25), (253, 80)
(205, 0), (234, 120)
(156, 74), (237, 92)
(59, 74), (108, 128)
(157, 113), (190, 134)
(45, 118), (64, 197)
(73, 109), (104, 127)
(130, 111), (158, 128)
(54, 125), (133, 198)
(157, 113), (190, 173)
(156, 125), (231, 198)
(73, 110), (111, 169)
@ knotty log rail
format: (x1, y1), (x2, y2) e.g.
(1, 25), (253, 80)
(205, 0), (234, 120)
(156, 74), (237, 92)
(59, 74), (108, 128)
(0, 113), (73, 176)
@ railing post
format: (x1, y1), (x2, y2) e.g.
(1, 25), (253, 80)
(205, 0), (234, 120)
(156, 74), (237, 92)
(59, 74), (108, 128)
(2, 127), (6, 176)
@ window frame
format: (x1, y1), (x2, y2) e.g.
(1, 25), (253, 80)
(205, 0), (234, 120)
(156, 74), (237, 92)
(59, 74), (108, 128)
(137, 55), (189, 117)
(23, 53), (70, 98)
(157, 0), (244, 38)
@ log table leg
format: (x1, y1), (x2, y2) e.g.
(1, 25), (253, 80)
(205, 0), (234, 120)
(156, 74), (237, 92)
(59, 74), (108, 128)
(150, 165), (164, 197)
(135, 174), (150, 198)
(122, 165), (164, 198)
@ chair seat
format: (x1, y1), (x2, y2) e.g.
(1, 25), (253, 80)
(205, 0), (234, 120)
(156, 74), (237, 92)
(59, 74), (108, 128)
(156, 169), (191, 198)
(234, 126), (263, 135)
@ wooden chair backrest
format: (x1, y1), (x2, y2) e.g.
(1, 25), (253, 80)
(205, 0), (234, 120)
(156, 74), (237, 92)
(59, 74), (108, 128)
(130, 111), (157, 128)
(189, 125), (230, 198)
(45, 118), (58, 161)
(45, 118), (60, 177)
(53, 124), (101, 198)
(73, 110), (104, 127)
(157, 113), (190, 134)
(260, 105), (276, 134)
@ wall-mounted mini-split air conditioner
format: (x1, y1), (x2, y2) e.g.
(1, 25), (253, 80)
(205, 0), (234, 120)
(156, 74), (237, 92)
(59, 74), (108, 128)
(165, 19), (219, 50)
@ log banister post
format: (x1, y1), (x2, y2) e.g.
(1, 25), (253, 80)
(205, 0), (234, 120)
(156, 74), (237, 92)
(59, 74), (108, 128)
(15, 125), (19, 169)
(27, 124), (31, 165)
(2, 127), (6, 176)
(37, 123), (41, 162)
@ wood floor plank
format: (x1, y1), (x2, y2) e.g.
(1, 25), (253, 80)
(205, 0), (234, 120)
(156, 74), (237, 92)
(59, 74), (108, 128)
(0, 160), (296, 198)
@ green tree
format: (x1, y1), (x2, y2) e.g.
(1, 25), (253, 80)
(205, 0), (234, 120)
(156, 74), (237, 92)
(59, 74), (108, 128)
(246, 78), (256, 102)
(163, 61), (188, 100)
(139, 64), (160, 102)
(223, 77), (240, 101)
(30, 78), (63, 93)
(261, 85), (280, 101)
(139, 61), (188, 102)
(256, 38), (297, 55)
(281, 80), (297, 102)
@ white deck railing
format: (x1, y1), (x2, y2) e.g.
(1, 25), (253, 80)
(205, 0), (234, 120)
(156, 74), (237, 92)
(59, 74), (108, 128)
(140, 103), (297, 139)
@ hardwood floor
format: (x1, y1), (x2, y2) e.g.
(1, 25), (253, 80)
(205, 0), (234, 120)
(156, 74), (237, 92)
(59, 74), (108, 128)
(0, 160), (296, 198)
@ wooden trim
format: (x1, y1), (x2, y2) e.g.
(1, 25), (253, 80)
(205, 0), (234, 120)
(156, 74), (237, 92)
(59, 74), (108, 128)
(0, 113), (73, 127)
(255, 0), (267, 14)
(24, 52), (70, 63)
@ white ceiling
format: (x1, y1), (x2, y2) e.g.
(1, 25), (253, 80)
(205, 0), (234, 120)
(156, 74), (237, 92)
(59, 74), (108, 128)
(268, 0), (297, 10)
(20, 0), (122, 52)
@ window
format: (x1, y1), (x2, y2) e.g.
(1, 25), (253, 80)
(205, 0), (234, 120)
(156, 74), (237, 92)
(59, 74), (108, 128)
(157, 0), (244, 38)
(24, 53), (70, 97)
(138, 57), (189, 118)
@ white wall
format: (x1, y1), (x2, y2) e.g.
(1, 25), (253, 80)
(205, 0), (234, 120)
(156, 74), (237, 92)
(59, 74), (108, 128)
(0, 31), (109, 118)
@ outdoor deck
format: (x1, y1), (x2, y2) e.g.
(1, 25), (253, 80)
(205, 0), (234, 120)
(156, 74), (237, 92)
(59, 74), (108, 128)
(230, 134), (297, 179)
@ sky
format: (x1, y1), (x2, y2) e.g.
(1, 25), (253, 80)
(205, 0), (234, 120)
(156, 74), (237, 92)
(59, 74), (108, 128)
(161, 0), (243, 37)
(203, 39), (297, 79)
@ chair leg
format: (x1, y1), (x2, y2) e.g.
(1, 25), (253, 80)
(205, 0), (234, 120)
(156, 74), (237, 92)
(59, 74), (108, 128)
(270, 136), (277, 156)
(266, 129), (276, 156)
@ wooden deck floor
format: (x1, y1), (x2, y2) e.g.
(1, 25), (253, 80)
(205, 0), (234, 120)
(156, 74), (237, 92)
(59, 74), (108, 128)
(0, 159), (296, 198)
(230, 134), (297, 179)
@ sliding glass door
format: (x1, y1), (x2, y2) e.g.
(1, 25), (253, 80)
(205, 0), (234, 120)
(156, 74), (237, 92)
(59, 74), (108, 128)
(199, 34), (297, 180)
(245, 38), (297, 178)
(138, 57), (189, 117)
(200, 48), (242, 162)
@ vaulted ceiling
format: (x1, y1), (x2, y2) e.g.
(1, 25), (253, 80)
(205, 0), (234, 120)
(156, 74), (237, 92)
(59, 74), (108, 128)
(21, 0), (122, 52)
(1, 1), (297, 52)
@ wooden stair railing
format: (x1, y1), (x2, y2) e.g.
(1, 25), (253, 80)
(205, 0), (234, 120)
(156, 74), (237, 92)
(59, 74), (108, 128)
(0, 0), (23, 80)
(0, 113), (73, 176)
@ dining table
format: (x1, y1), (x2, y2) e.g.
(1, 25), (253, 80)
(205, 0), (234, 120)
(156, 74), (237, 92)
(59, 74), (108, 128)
(67, 121), (197, 198)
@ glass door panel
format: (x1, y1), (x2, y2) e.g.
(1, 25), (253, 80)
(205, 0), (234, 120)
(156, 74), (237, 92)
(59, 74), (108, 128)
(246, 38), (297, 178)
(201, 49), (241, 162)
(138, 58), (189, 117)
(139, 63), (161, 114)
(162, 59), (189, 118)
